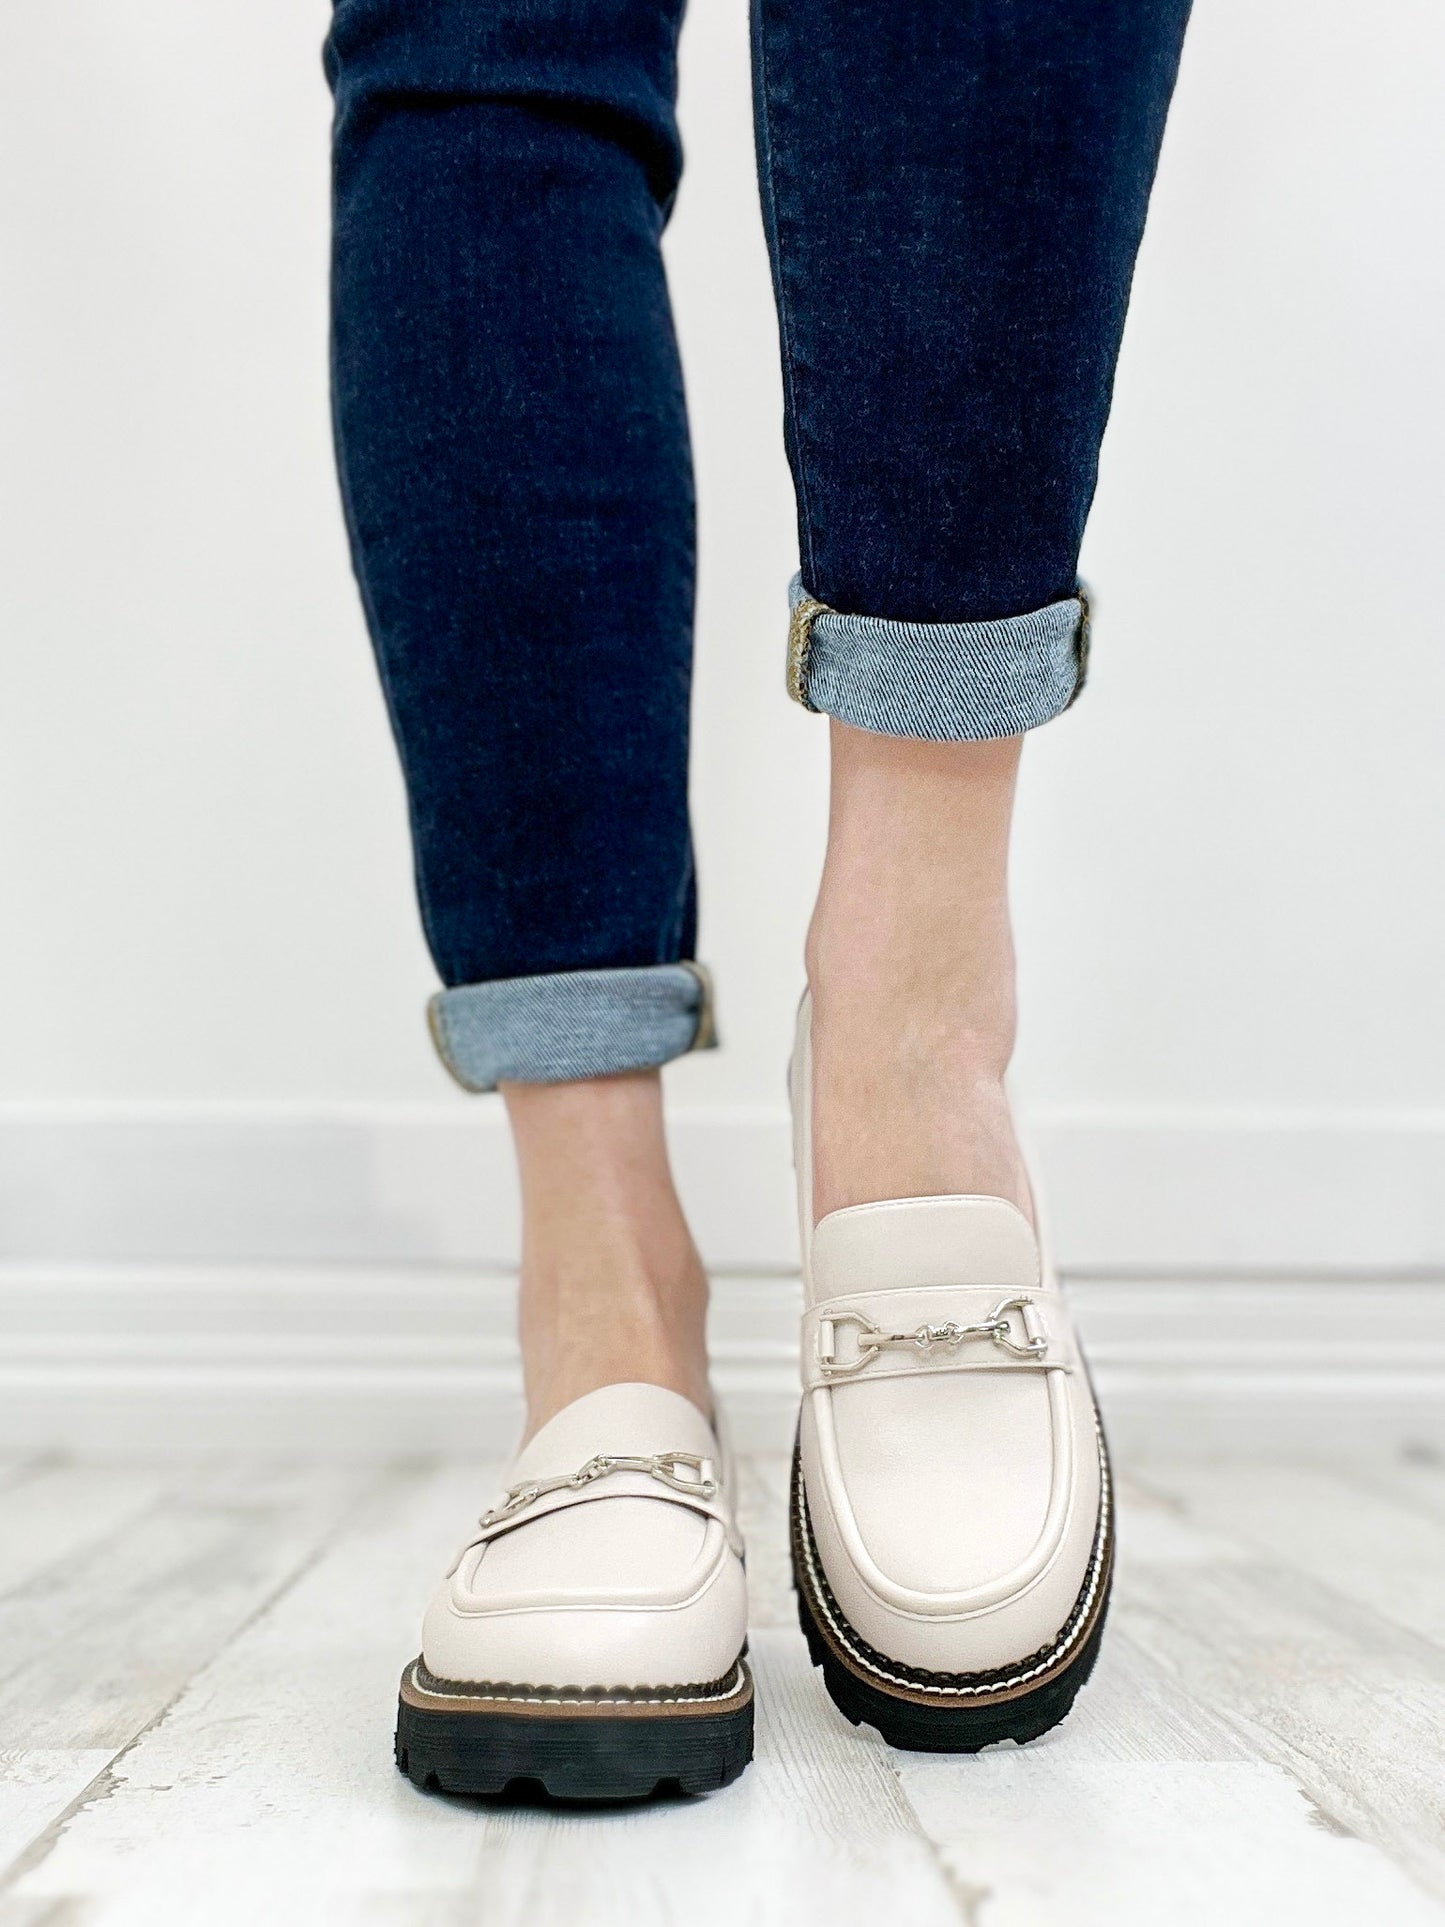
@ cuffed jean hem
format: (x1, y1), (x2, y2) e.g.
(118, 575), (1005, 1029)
(427, 961), (717, 1093)
(786, 573), (1090, 741)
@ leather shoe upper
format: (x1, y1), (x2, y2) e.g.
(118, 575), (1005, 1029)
(421, 1382), (748, 1693)
(792, 997), (1106, 1679)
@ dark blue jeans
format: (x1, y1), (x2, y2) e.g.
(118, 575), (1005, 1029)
(325, 0), (1191, 1090)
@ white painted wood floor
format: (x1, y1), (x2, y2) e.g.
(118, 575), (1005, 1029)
(1, 1448), (1444, 1925)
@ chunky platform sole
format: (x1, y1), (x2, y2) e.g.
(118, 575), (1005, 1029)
(395, 1656), (754, 1801)
(790, 1442), (1113, 1753)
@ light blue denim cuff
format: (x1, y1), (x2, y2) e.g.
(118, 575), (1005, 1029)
(786, 573), (1090, 740)
(428, 962), (717, 1092)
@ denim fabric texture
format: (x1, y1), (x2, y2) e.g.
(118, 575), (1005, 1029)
(325, 0), (1189, 1084)
(326, 0), (697, 1004)
(752, 0), (1192, 625)
(788, 576), (1090, 741)
(429, 963), (714, 1092)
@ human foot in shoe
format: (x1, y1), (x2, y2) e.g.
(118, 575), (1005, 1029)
(791, 726), (1111, 1751)
(399, 1383), (753, 1799)
(395, 1074), (752, 1799)
(789, 995), (1111, 1750)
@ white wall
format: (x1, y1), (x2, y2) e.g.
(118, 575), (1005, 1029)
(2, 0), (1444, 1273)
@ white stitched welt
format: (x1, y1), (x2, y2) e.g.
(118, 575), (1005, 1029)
(406, 1658), (748, 1711)
(799, 1429), (1111, 1700)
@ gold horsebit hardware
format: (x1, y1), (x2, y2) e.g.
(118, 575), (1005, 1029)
(818, 1296), (1047, 1378)
(478, 1452), (717, 1530)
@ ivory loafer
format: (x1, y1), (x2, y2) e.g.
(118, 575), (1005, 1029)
(396, 1382), (753, 1799)
(788, 995), (1113, 1751)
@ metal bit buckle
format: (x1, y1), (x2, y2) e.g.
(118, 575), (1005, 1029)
(478, 1450), (718, 1529)
(817, 1295), (1047, 1378)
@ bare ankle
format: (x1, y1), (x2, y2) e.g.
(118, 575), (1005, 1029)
(805, 719), (1032, 1226)
(503, 1073), (711, 1437)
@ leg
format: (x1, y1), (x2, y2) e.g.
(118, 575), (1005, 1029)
(326, 0), (709, 1435)
(329, 3), (753, 1796)
(753, 0), (1192, 1217)
(759, 0), (1188, 1750)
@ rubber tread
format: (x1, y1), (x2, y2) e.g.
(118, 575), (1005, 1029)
(395, 1660), (754, 1801)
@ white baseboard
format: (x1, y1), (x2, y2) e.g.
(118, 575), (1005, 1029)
(3, 1103), (1442, 1459)
(3, 1102), (1445, 1272)
(1, 1265), (1443, 1461)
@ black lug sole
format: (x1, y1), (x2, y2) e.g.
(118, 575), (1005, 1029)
(394, 1658), (754, 1802)
(790, 1443), (1112, 1753)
